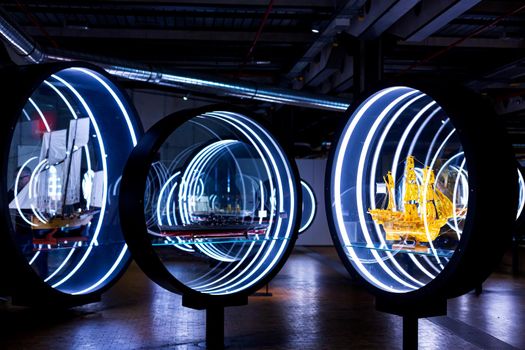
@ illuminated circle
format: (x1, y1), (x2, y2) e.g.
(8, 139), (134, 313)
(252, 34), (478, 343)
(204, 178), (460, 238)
(517, 169), (525, 220)
(299, 180), (317, 234)
(326, 84), (516, 303)
(120, 107), (300, 297)
(0, 63), (142, 304)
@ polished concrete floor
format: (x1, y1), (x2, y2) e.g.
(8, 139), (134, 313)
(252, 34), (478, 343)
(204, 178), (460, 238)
(1, 247), (524, 349)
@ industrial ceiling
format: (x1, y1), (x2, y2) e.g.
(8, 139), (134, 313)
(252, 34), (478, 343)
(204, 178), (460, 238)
(1, 0), (524, 156)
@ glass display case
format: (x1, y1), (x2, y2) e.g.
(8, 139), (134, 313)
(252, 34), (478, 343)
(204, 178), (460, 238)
(326, 84), (517, 304)
(299, 180), (316, 234)
(0, 63), (142, 305)
(119, 107), (300, 298)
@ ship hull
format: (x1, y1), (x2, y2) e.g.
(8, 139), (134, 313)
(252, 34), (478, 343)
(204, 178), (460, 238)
(369, 209), (447, 243)
(159, 224), (267, 240)
(31, 211), (97, 230)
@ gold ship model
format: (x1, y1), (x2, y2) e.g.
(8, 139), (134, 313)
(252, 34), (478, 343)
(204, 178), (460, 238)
(368, 156), (454, 249)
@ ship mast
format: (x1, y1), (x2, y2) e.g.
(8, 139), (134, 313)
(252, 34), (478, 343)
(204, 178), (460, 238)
(421, 167), (439, 220)
(61, 119), (78, 213)
(385, 171), (396, 211)
(403, 156), (419, 218)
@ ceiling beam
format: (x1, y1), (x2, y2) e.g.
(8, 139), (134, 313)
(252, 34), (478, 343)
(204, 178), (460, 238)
(286, 0), (365, 79)
(101, 0), (336, 6)
(0, 0), (336, 7)
(294, 44), (346, 89)
(397, 36), (525, 49)
(22, 26), (314, 42)
(468, 57), (525, 90)
(289, 0), (420, 92)
(346, 0), (421, 39)
(389, 0), (481, 42)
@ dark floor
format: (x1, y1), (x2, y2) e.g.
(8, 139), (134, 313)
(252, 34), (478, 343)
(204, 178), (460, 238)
(1, 247), (524, 349)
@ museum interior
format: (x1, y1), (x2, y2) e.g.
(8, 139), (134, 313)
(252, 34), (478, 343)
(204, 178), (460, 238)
(1, 1), (525, 349)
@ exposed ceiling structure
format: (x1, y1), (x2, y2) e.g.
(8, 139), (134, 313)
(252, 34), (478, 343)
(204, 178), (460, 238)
(1, 0), (524, 156)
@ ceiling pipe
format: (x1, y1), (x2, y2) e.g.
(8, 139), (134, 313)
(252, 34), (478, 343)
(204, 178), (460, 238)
(0, 13), (350, 112)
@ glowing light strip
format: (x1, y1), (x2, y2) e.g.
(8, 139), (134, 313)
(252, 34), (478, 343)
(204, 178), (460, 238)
(259, 180), (265, 224)
(179, 142), (227, 225)
(422, 127), (457, 267)
(424, 119), (450, 166)
(451, 159), (467, 239)
(386, 105), (443, 277)
(22, 109), (31, 121)
(51, 68), (139, 294)
(190, 114), (278, 292)
(422, 255), (442, 274)
(13, 157), (38, 226)
(157, 172), (180, 224)
(370, 93), (426, 210)
(390, 103), (437, 184)
(518, 170), (525, 219)
(72, 244), (129, 295)
(299, 180), (316, 233)
(27, 98), (50, 132)
(184, 140), (241, 261)
(50, 72), (108, 289)
(189, 143), (240, 262)
(28, 251), (40, 265)
(367, 94), (430, 287)
(355, 90), (421, 290)
(409, 252), (435, 279)
(43, 80), (78, 119)
(44, 244), (77, 282)
(333, 87), (404, 292)
(436, 153), (468, 236)
(71, 68), (138, 145)
(202, 112), (294, 294)
(39, 79), (93, 276)
(178, 140), (237, 261)
(216, 112), (296, 294)
(192, 113), (278, 291)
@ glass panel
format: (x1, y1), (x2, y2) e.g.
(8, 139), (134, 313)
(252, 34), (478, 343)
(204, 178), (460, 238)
(330, 87), (466, 293)
(144, 111), (297, 295)
(299, 180), (316, 233)
(7, 67), (140, 294)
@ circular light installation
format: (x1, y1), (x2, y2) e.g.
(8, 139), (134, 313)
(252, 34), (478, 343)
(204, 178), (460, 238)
(0, 63), (142, 304)
(298, 179), (316, 234)
(326, 84), (516, 302)
(119, 107), (300, 297)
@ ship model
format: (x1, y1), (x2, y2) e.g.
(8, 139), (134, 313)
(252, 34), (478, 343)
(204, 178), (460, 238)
(368, 156), (454, 250)
(10, 118), (104, 246)
(159, 195), (268, 241)
(159, 218), (268, 241)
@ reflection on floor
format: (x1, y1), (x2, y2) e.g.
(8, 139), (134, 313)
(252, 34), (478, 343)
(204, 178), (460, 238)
(1, 247), (524, 349)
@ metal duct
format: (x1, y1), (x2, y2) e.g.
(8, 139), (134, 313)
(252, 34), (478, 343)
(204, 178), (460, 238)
(0, 14), (350, 112)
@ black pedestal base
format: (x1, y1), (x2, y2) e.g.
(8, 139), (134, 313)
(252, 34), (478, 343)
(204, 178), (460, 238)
(376, 297), (447, 350)
(182, 294), (248, 350)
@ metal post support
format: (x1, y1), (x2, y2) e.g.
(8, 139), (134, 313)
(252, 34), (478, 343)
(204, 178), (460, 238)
(403, 315), (418, 350)
(206, 306), (225, 350)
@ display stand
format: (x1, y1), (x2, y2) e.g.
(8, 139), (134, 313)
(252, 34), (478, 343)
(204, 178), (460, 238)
(183, 294), (248, 349)
(375, 297), (447, 350)
(252, 283), (272, 297)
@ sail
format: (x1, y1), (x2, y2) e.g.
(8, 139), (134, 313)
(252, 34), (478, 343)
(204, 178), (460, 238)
(90, 170), (104, 208)
(9, 182), (32, 209)
(62, 118), (91, 206)
(39, 132), (50, 162)
(39, 129), (67, 164)
(68, 118), (90, 149)
(64, 150), (82, 205)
